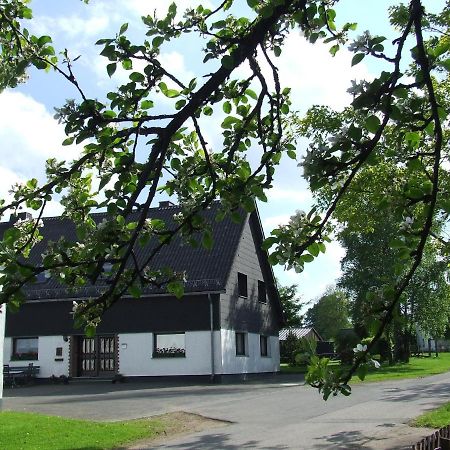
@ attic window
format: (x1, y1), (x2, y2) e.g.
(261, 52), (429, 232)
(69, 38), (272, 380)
(238, 272), (247, 298)
(258, 280), (266, 303)
(100, 263), (113, 279)
(35, 271), (50, 284)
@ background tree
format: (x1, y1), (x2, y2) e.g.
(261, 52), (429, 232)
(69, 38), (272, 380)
(278, 283), (304, 328)
(304, 286), (351, 340)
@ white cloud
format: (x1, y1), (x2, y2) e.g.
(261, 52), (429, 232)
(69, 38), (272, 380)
(276, 35), (373, 112)
(266, 186), (311, 204)
(34, 14), (110, 40)
(124, 0), (213, 18)
(0, 91), (81, 215)
(262, 214), (290, 231)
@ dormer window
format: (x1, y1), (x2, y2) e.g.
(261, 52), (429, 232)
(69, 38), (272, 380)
(238, 272), (247, 298)
(35, 271), (50, 284)
(100, 262), (113, 279)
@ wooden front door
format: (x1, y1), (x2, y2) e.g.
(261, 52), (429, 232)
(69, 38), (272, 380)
(78, 335), (116, 377)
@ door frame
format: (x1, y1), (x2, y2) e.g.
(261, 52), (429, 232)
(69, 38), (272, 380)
(72, 334), (118, 377)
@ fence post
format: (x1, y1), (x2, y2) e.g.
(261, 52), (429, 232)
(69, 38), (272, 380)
(441, 437), (450, 450)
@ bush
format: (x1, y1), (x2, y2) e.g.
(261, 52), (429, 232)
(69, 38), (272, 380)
(335, 329), (360, 365)
(280, 334), (317, 366)
(294, 338), (317, 366)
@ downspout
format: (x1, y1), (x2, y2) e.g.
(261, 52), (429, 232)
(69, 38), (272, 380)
(208, 294), (215, 382)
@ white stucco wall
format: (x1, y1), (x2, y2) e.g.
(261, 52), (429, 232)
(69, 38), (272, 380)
(4, 336), (70, 378)
(0, 305), (5, 407)
(220, 329), (279, 374)
(118, 331), (219, 376)
(3, 329), (279, 378)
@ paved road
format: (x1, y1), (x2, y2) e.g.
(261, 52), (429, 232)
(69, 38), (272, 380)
(3, 372), (450, 449)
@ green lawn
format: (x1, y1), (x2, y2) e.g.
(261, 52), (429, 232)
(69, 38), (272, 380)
(411, 402), (450, 429)
(0, 411), (170, 450)
(356, 352), (450, 383)
(281, 353), (450, 383)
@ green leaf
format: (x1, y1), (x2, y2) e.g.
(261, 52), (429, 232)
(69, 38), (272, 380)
(32, 59), (47, 70)
(141, 100), (154, 109)
(175, 99), (186, 110)
(351, 53), (365, 66)
(364, 115), (380, 133)
(62, 137), (75, 146)
(274, 46), (281, 57)
(128, 285), (141, 298)
(261, 237), (277, 251)
(203, 106), (213, 116)
(329, 44), (339, 56)
(130, 72), (145, 82)
(85, 324), (97, 338)
(107, 63), (116, 77)
(121, 59), (132, 70)
(221, 55), (234, 69)
(439, 58), (450, 72)
(202, 230), (213, 250)
(167, 280), (184, 299)
(287, 149), (296, 159)
(245, 89), (258, 100)
(307, 242), (320, 257)
(152, 36), (164, 48)
(119, 23), (129, 35)
(38, 35), (52, 46)
(165, 89), (179, 98)
(223, 101), (232, 114)
(301, 254), (315, 263)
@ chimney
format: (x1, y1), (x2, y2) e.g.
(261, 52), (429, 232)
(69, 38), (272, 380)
(159, 201), (175, 208)
(9, 212), (33, 223)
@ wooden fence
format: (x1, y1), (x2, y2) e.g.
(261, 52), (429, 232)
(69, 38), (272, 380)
(412, 425), (450, 450)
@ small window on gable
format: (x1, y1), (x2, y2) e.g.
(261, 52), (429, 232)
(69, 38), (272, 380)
(236, 332), (247, 356)
(238, 272), (247, 298)
(258, 280), (266, 303)
(35, 271), (50, 284)
(100, 263), (113, 279)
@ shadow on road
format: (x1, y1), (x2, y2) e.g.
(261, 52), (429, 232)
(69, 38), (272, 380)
(155, 432), (289, 450)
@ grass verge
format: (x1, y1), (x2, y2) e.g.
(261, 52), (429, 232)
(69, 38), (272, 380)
(355, 353), (450, 383)
(0, 410), (222, 450)
(281, 353), (450, 382)
(411, 402), (450, 429)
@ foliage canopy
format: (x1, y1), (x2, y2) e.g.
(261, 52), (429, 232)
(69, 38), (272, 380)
(1, 0), (450, 398)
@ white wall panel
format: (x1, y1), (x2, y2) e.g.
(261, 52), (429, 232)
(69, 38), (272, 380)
(4, 336), (69, 378)
(118, 331), (216, 376)
(220, 329), (279, 374)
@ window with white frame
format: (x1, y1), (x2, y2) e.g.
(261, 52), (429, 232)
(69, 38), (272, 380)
(235, 332), (248, 356)
(12, 337), (38, 360)
(153, 333), (186, 358)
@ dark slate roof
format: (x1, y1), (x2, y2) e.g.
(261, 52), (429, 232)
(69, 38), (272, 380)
(0, 202), (246, 300)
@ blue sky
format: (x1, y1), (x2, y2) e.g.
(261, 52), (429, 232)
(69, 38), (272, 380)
(0, 0), (443, 305)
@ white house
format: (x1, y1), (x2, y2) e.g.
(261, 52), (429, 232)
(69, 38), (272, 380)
(2, 203), (283, 381)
